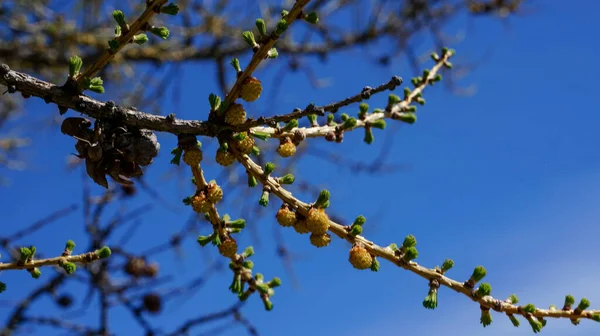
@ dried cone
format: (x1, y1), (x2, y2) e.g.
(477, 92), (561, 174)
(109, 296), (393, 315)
(277, 139), (297, 157)
(306, 207), (330, 234)
(293, 219), (311, 234)
(216, 148), (235, 166)
(124, 257), (146, 277)
(310, 233), (331, 248)
(225, 103), (247, 125)
(240, 77), (262, 102)
(206, 182), (223, 204)
(349, 243), (373, 270)
(183, 147), (203, 166)
(143, 263), (159, 278)
(191, 192), (211, 213)
(218, 236), (238, 258)
(143, 293), (162, 314)
(276, 204), (297, 227)
(234, 133), (254, 154)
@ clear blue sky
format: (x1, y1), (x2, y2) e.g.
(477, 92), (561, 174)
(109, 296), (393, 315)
(2, 1), (600, 335)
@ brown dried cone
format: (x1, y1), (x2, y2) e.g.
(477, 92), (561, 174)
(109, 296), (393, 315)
(143, 293), (162, 314)
(234, 134), (254, 155)
(277, 138), (297, 157)
(216, 147), (236, 166)
(143, 262), (159, 278)
(310, 233), (331, 248)
(306, 207), (330, 234)
(206, 182), (223, 204)
(276, 204), (297, 227)
(183, 147), (203, 166)
(225, 103), (247, 125)
(218, 236), (238, 258)
(349, 243), (373, 270)
(124, 257), (146, 277)
(293, 218), (310, 234)
(240, 76), (262, 102)
(191, 192), (211, 213)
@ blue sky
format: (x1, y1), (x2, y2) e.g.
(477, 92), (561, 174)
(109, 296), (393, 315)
(2, 1), (600, 335)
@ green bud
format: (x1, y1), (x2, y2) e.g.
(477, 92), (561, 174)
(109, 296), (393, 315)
(370, 119), (386, 130)
(281, 10), (289, 18)
(65, 240), (76, 252)
(468, 265), (487, 284)
(275, 19), (288, 35)
(230, 58), (242, 72)
(433, 74), (443, 82)
(441, 47), (450, 55)
(242, 260), (254, 269)
(255, 273), (264, 282)
(161, 3), (180, 15)
(241, 31), (257, 48)
(19, 247), (32, 263)
(242, 246), (254, 258)
(211, 234), (222, 246)
(441, 259), (454, 272)
(267, 48), (279, 58)
(256, 283), (270, 294)
(388, 94), (401, 106)
(528, 317), (543, 332)
(170, 147), (183, 165)
(0, 281), (6, 293)
(238, 289), (252, 301)
(342, 117), (357, 130)
(150, 26), (170, 39)
(411, 77), (421, 87)
(108, 39), (119, 51)
(415, 97), (426, 106)
(564, 295), (575, 309)
(304, 12), (319, 24)
(364, 128), (374, 144)
(259, 190), (269, 207)
(30, 268), (42, 279)
(353, 215), (366, 226)
(350, 225), (362, 236)
(340, 113), (349, 121)
(264, 162), (275, 175)
(112, 10), (127, 27)
(283, 119), (298, 131)
(95, 246), (111, 259)
(228, 219), (246, 229)
(592, 314), (600, 322)
(314, 189), (330, 209)
(576, 298), (590, 312)
(279, 173), (295, 184)
(370, 258), (380, 272)
(480, 308), (492, 327)
(115, 25), (121, 36)
(256, 18), (267, 36)
(68, 55), (83, 77)
(233, 132), (247, 141)
(402, 235), (417, 248)
(268, 277), (282, 288)
(406, 105), (417, 112)
(387, 243), (399, 252)
(307, 114), (317, 125)
(423, 287), (438, 310)
(430, 52), (440, 62)
(263, 299), (274, 311)
(508, 314), (520, 327)
(62, 262), (77, 275)
(209, 93), (221, 111)
(133, 33), (149, 45)
(443, 61), (453, 69)
(508, 294), (519, 304)
(327, 113), (335, 125)
(398, 112), (417, 124)
(403, 87), (412, 100)
(198, 234), (212, 246)
(251, 132), (270, 141)
(222, 214), (231, 222)
(476, 283), (492, 297)
(359, 103), (369, 113)
(87, 77), (104, 94)
(402, 246), (418, 261)
(521, 304), (536, 314)
(229, 274), (242, 294)
(248, 175), (258, 188)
